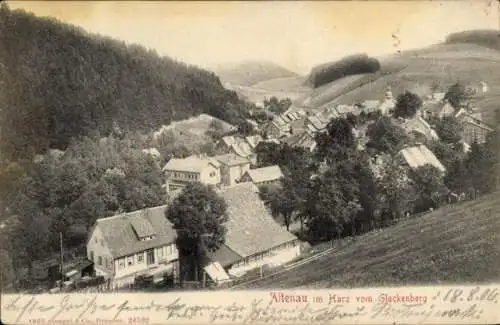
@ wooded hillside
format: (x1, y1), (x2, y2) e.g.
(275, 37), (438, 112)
(445, 29), (500, 51)
(305, 54), (381, 88)
(0, 4), (251, 161)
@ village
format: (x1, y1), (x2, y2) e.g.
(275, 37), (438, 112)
(7, 78), (496, 294)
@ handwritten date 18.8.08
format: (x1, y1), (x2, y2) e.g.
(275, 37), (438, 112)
(128, 317), (149, 324)
(433, 287), (498, 304)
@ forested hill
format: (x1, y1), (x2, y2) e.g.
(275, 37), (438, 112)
(0, 4), (251, 161)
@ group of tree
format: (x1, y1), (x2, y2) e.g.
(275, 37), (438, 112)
(444, 82), (472, 109)
(0, 4), (251, 162)
(254, 110), (499, 242)
(393, 91), (423, 119)
(306, 54), (381, 88)
(4, 134), (166, 280)
(262, 96), (293, 115)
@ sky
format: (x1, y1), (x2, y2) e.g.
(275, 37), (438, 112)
(7, 0), (500, 74)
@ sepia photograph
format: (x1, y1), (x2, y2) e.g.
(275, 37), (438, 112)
(1, 0), (499, 324)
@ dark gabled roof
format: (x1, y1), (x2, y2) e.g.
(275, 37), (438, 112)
(94, 205), (176, 259)
(91, 184), (297, 263)
(216, 182), (297, 257)
(130, 217), (156, 238)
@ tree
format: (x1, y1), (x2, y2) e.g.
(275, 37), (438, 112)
(315, 117), (356, 163)
(393, 91), (422, 118)
(165, 182), (228, 283)
(236, 119), (255, 136)
(410, 165), (449, 211)
(206, 119), (225, 141)
(444, 159), (470, 194)
(259, 183), (296, 231)
(304, 168), (362, 241)
(428, 140), (466, 171)
(377, 158), (417, 223)
(464, 141), (497, 195)
(444, 82), (470, 109)
(263, 96), (292, 115)
(433, 116), (463, 144)
(366, 116), (410, 154)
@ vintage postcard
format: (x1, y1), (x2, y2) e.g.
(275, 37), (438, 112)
(1, 0), (500, 324)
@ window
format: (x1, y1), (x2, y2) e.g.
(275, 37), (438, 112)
(89, 251), (94, 262)
(95, 237), (98, 243)
(210, 171), (215, 177)
(127, 256), (134, 266)
(119, 259), (125, 269)
(167, 245), (172, 255)
(137, 253), (144, 263)
(98, 256), (102, 266)
(158, 247), (163, 257)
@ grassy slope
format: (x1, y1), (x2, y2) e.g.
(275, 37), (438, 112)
(251, 76), (309, 92)
(226, 82), (309, 104)
(240, 192), (500, 289)
(214, 61), (299, 87)
(158, 114), (235, 137)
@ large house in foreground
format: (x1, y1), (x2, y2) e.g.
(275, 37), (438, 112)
(86, 183), (300, 287)
(86, 206), (178, 288)
(207, 183), (300, 278)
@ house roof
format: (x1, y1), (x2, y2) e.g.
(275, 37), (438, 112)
(221, 136), (237, 147)
(432, 92), (446, 101)
(215, 182), (297, 258)
(162, 155), (220, 173)
(245, 135), (263, 149)
(244, 165), (284, 184)
(307, 115), (328, 131)
(399, 144), (446, 173)
(231, 141), (254, 158)
(423, 101), (444, 114)
(455, 110), (494, 131)
(399, 116), (439, 140)
(362, 100), (381, 111)
(214, 153), (251, 166)
(92, 183), (297, 263)
(94, 205), (176, 259)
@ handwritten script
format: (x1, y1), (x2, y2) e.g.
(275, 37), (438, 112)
(2, 285), (499, 324)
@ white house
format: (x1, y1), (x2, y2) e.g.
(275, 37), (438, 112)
(379, 87), (396, 115)
(214, 153), (251, 187)
(207, 183), (301, 278)
(162, 155), (221, 193)
(86, 206), (178, 288)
